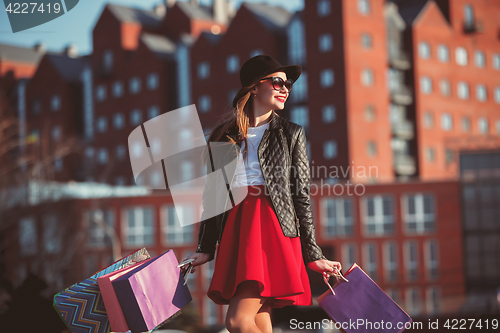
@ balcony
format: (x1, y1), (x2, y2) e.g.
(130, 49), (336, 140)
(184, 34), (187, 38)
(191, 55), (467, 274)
(389, 51), (411, 70)
(390, 85), (413, 105)
(393, 154), (416, 176)
(392, 120), (414, 140)
(463, 20), (484, 34)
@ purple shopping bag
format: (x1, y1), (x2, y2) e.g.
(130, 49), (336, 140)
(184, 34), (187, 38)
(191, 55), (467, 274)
(112, 250), (192, 333)
(317, 263), (412, 333)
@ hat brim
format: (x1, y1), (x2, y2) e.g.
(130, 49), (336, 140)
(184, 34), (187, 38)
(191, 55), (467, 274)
(232, 65), (302, 108)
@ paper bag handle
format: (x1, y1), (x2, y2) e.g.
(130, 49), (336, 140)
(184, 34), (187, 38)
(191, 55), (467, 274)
(322, 270), (349, 296)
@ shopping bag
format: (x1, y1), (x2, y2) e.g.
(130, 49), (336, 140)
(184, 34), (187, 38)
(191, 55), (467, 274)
(111, 250), (192, 333)
(97, 258), (153, 332)
(53, 248), (150, 333)
(317, 263), (412, 333)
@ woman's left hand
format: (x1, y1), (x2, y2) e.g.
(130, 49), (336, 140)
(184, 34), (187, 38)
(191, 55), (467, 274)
(307, 259), (342, 277)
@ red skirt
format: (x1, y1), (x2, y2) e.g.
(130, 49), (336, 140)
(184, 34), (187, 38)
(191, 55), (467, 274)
(207, 184), (312, 308)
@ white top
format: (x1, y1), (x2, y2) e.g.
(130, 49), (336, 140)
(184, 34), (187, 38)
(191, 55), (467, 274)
(232, 122), (269, 187)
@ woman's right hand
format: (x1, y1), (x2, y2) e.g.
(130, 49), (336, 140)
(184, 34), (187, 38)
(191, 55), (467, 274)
(180, 252), (210, 274)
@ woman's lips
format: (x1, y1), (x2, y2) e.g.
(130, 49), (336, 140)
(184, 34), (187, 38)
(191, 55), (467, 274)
(275, 96), (286, 103)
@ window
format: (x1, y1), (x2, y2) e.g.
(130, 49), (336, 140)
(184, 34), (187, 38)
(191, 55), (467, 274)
(321, 198), (354, 237)
(495, 87), (500, 103)
(464, 4), (474, 27)
(478, 117), (489, 134)
(424, 112), (434, 128)
(405, 288), (421, 316)
(403, 193), (435, 233)
(365, 105), (375, 122)
(457, 81), (469, 99)
(290, 72), (308, 102)
(437, 44), (449, 62)
(441, 113), (452, 131)
(493, 54), (500, 70)
(361, 33), (372, 48)
(358, 0), (370, 15)
(322, 105), (336, 123)
(420, 76), (432, 94)
(112, 81), (124, 98)
(180, 160), (194, 184)
(361, 68), (374, 86)
(418, 42), (430, 59)
(147, 72), (159, 90)
(97, 148), (108, 164)
(476, 84), (487, 101)
(51, 126), (61, 141)
(130, 109), (142, 126)
(426, 287), (440, 314)
(51, 95), (61, 111)
(161, 205), (194, 245)
(116, 144), (127, 160)
(363, 243), (377, 280)
(425, 240), (439, 280)
(198, 95), (211, 113)
(123, 207), (155, 247)
(84, 209), (115, 248)
(290, 106), (309, 130)
(474, 50), (485, 68)
(96, 116), (107, 133)
(113, 113), (125, 129)
(439, 79), (450, 96)
(95, 85), (106, 101)
(54, 158), (63, 172)
(342, 244), (357, 269)
(177, 44), (191, 107)
(384, 242), (398, 282)
(405, 241), (419, 281)
(445, 149), (454, 165)
(226, 55), (239, 73)
(320, 69), (334, 87)
(148, 105), (160, 120)
(43, 214), (61, 253)
(197, 61), (210, 79)
(19, 217), (37, 256)
(103, 49), (113, 73)
(462, 116), (471, 132)
(426, 147), (435, 162)
(363, 196), (394, 235)
(317, 0), (331, 17)
(250, 49), (263, 58)
(31, 98), (42, 114)
(129, 76), (141, 94)
(287, 18), (306, 64)
(367, 141), (377, 157)
(495, 120), (500, 135)
(323, 140), (337, 159)
(318, 33), (333, 52)
(455, 47), (468, 66)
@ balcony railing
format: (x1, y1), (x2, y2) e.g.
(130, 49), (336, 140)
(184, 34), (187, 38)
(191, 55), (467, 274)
(389, 51), (411, 70)
(463, 20), (484, 34)
(392, 120), (414, 140)
(393, 154), (416, 176)
(390, 85), (413, 105)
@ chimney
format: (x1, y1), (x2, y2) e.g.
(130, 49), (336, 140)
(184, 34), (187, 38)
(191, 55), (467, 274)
(64, 44), (78, 58)
(213, 0), (228, 24)
(33, 42), (46, 53)
(153, 3), (166, 16)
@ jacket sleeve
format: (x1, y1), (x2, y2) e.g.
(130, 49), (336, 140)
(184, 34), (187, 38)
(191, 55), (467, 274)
(195, 144), (219, 262)
(290, 126), (326, 264)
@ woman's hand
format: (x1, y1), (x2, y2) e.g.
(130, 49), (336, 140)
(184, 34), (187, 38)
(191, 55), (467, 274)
(307, 259), (342, 278)
(180, 252), (210, 274)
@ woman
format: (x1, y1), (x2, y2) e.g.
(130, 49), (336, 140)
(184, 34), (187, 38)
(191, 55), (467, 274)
(181, 55), (341, 333)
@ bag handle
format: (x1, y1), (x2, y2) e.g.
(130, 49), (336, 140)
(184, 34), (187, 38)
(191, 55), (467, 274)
(322, 270), (349, 296)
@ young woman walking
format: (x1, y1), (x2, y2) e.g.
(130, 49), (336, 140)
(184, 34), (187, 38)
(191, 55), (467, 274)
(181, 55), (342, 333)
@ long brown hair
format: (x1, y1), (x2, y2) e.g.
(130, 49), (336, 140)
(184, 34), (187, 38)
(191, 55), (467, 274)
(201, 85), (277, 168)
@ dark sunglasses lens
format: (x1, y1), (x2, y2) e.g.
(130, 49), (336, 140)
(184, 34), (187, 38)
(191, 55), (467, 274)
(272, 77), (293, 91)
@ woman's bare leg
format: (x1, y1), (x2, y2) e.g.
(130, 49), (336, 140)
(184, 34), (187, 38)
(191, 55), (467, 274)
(255, 301), (272, 333)
(225, 281), (267, 333)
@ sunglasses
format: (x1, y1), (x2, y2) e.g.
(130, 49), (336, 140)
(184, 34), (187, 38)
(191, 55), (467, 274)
(260, 76), (293, 92)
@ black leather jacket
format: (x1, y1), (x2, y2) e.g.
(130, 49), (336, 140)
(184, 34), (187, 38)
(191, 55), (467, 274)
(195, 111), (325, 264)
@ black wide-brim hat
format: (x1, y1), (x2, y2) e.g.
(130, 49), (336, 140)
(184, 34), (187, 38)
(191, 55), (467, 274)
(232, 54), (302, 108)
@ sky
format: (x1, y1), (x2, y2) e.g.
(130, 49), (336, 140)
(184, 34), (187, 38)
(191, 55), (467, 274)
(0, 0), (303, 56)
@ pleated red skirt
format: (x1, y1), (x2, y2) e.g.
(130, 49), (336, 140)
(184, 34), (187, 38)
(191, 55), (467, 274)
(207, 184), (312, 308)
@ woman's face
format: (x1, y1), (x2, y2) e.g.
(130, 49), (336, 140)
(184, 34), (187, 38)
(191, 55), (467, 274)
(252, 71), (289, 111)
